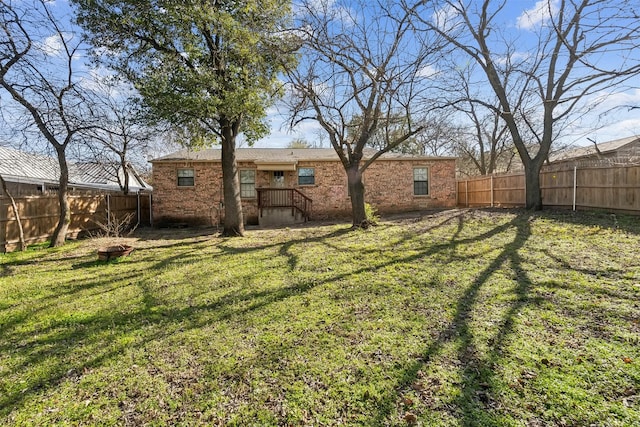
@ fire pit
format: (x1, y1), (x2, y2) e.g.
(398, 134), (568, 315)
(97, 244), (134, 261)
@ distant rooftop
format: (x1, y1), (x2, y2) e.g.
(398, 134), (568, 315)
(0, 146), (59, 183)
(548, 135), (640, 162)
(0, 146), (151, 191)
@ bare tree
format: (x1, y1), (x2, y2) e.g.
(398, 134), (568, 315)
(414, 116), (463, 157)
(365, 112), (462, 157)
(435, 63), (513, 176)
(453, 109), (516, 177)
(75, 77), (154, 195)
(415, 0), (640, 209)
(0, 0), (92, 247)
(286, 0), (442, 226)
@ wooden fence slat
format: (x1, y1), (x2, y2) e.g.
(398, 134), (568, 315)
(0, 193), (152, 252)
(457, 165), (640, 215)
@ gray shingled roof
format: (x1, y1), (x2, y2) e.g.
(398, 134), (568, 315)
(548, 135), (640, 162)
(0, 146), (151, 191)
(151, 147), (456, 162)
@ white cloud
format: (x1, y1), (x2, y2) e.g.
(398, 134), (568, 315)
(294, 0), (356, 29)
(77, 68), (111, 92)
(296, 0), (335, 14)
(591, 88), (640, 110)
(431, 3), (463, 33)
(294, 119), (323, 134)
(78, 67), (134, 99)
(293, 0), (335, 19)
(559, 87), (640, 145)
(596, 117), (640, 139)
(417, 64), (440, 78)
(35, 34), (63, 56)
(516, 0), (559, 30)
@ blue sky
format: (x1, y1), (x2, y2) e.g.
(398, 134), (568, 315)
(254, 0), (640, 149)
(5, 0), (640, 152)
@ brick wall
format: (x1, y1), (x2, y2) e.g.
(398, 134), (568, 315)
(152, 161), (222, 226)
(363, 159), (457, 214)
(152, 158), (457, 225)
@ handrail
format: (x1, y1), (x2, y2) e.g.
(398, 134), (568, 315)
(256, 187), (312, 221)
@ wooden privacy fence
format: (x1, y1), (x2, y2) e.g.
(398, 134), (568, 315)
(457, 165), (640, 214)
(0, 192), (152, 252)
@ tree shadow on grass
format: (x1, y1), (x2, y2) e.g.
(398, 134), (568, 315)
(0, 223), (400, 419)
(0, 211), (533, 424)
(372, 213), (534, 426)
(538, 208), (640, 235)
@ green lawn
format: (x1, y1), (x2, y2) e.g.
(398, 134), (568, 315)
(1, 209), (639, 426)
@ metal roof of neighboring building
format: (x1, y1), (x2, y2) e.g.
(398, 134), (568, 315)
(0, 146), (151, 191)
(150, 147), (457, 162)
(548, 135), (640, 162)
(0, 146), (59, 183)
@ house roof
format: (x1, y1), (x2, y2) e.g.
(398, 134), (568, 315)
(0, 146), (151, 191)
(73, 162), (151, 191)
(0, 146), (59, 183)
(548, 135), (640, 163)
(151, 147), (457, 162)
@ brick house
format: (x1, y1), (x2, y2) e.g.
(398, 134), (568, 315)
(150, 148), (457, 226)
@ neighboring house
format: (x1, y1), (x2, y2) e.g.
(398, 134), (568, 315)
(150, 148), (457, 226)
(0, 146), (151, 195)
(546, 135), (640, 169)
(73, 162), (151, 194)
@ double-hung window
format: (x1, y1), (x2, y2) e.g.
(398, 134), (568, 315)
(413, 167), (429, 196)
(298, 167), (315, 185)
(240, 169), (256, 198)
(177, 168), (195, 187)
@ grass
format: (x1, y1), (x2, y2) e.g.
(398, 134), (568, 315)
(0, 208), (639, 426)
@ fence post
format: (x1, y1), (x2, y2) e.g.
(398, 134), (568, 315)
(106, 193), (111, 229)
(490, 175), (494, 207)
(523, 173), (526, 207)
(572, 165), (577, 211)
(137, 191), (141, 226)
(465, 180), (469, 207)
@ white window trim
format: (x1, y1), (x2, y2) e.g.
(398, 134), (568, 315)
(297, 167), (316, 186)
(240, 169), (256, 199)
(177, 168), (195, 187)
(413, 166), (430, 196)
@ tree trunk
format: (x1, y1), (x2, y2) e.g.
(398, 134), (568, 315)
(524, 159), (543, 210)
(121, 154), (130, 195)
(50, 147), (71, 247)
(220, 122), (244, 237)
(346, 162), (367, 227)
(0, 175), (26, 251)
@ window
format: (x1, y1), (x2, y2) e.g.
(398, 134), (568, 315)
(298, 167), (315, 185)
(240, 169), (256, 198)
(413, 167), (429, 196)
(177, 168), (195, 187)
(272, 170), (285, 187)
